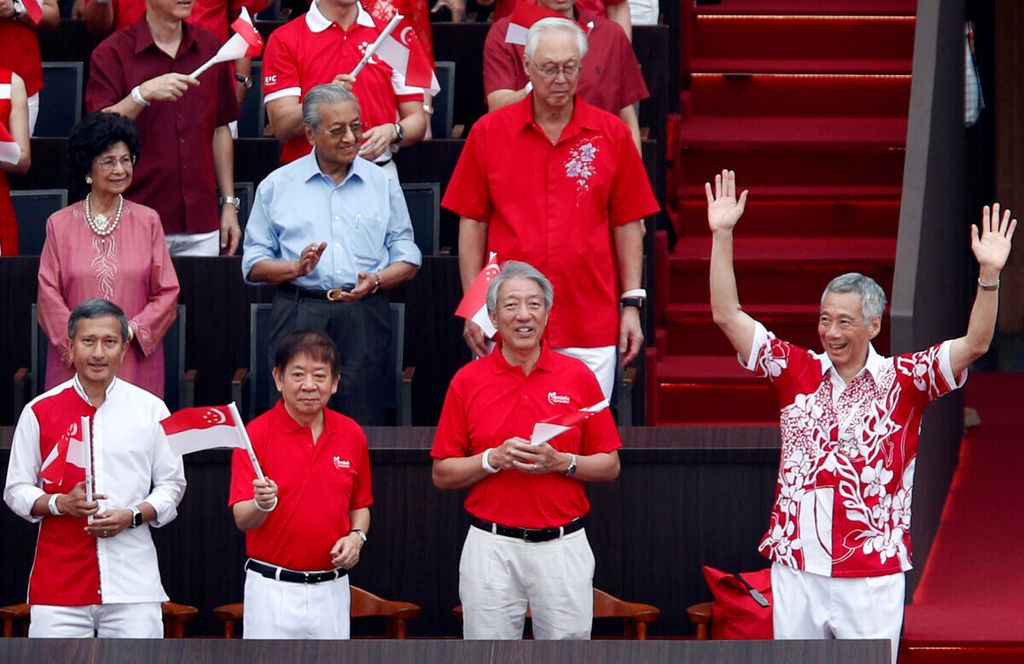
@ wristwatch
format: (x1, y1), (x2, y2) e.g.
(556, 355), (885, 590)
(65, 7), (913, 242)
(392, 122), (405, 144)
(350, 528), (368, 543)
(620, 297), (644, 309)
(129, 506), (143, 529)
(234, 73), (253, 89)
(565, 453), (578, 477)
(219, 195), (241, 211)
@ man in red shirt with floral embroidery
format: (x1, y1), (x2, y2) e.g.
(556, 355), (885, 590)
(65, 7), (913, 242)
(444, 18), (659, 400)
(707, 169), (1016, 661)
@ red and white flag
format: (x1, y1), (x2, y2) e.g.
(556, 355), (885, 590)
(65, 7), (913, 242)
(39, 418), (89, 487)
(505, 2), (565, 45)
(373, 15), (440, 95)
(0, 123), (20, 167)
(455, 252), (499, 339)
(189, 7), (263, 78)
(530, 399), (609, 445)
(160, 405), (246, 455)
(13, 0), (43, 26)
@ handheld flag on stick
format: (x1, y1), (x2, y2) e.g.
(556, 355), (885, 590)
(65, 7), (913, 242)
(160, 403), (265, 480)
(455, 252), (499, 340)
(505, 2), (565, 45)
(0, 123), (21, 166)
(373, 15), (440, 95)
(530, 400), (609, 446)
(349, 14), (402, 79)
(189, 7), (264, 79)
(12, 0), (43, 25)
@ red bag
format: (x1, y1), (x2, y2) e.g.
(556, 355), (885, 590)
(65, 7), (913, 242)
(702, 565), (774, 639)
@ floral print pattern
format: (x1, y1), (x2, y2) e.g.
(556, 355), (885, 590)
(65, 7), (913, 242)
(564, 140), (599, 203)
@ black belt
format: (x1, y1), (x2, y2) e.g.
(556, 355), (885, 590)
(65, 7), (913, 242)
(471, 517), (584, 543)
(278, 282), (380, 303)
(245, 559), (348, 584)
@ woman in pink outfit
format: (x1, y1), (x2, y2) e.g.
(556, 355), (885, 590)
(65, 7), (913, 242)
(37, 112), (180, 397)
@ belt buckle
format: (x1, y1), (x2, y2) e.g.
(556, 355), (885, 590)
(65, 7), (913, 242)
(522, 528), (541, 543)
(326, 289), (346, 302)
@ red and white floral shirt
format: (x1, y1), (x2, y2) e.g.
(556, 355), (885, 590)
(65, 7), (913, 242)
(743, 322), (966, 578)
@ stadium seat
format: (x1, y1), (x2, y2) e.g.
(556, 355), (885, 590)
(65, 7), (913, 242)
(234, 181), (255, 231)
(401, 181), (441, 256)
(237, 60), (266, 138)
(10, 188), (68, 255)
(431, 61), (459, 138)
(37, 62), (84, 138)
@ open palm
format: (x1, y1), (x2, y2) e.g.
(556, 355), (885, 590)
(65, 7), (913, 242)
(706, 169), (749, 233)
(973, 203), (1017, 271)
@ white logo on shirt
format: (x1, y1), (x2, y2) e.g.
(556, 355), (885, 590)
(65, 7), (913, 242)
(264, 74), (277, 86)
(333, 456), (351, 469)
(547, 392), (570, 405)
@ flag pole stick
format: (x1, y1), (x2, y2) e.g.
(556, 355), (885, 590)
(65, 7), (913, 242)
(228, 402), (265, 481)
(81, 416), (95, 525)
(348, 14), (402, 78)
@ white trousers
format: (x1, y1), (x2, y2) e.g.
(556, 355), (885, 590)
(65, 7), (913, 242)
(772, 562), (904, 664)
(29, 602), (162, 638)
(555, 345), (616, 401)
(459, 525), (594, 640)
(165, 229), (220, 256)
(242, 567), (351, 639)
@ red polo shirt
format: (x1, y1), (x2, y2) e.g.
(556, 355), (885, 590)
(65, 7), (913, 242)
(84, 0), (269, 40)
(0, 23), (43, 96)
(229, 400), (373, 571)
(86, 17), (239, 236)
(432, 344), (620, 529)
(262, 0), (423, 164)
(484, 12), (647, 116)
(442, 95), (659, 348)
(491, 0), (625, 21)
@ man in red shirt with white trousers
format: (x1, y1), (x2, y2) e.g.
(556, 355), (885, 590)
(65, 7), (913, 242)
(707, 169), (1016, 662)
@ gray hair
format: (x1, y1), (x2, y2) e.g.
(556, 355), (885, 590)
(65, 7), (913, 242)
(486, 261), (554, 313)
(302, 84), (360, 131)
(68, 299), (130, 341)
(821, 272), (888, 321)
(525, 17), (588, 61)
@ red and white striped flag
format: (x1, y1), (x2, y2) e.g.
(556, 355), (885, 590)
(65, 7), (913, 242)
(530, 399), (609, 445)
(505, 2), (565, 45)
(39, 418), (89, 486)
(160, 403), (266, 479)
(230, 7), (264, 58)
(13, 0), (43, 25)
(374, 15), (440, 95)
(189, 8), (263, 78)
(455, 252), (499, 339)
(0, 123), (19, 167)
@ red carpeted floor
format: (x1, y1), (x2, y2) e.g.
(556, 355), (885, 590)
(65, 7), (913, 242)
(899, 372), (1024, 662)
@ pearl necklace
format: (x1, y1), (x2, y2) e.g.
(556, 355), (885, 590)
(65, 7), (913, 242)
(84, 193), (124, 238)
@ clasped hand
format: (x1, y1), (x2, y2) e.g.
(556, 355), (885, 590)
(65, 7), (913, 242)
(489, 437), (567, 475)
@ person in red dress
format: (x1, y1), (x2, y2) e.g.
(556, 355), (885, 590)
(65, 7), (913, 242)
(0, 68), (31, 255)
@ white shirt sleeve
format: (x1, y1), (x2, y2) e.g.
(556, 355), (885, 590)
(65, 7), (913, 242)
(142, 403), (186, 528)
(3, 405), (45, 523)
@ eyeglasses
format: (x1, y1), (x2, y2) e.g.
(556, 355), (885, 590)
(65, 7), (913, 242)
(95, 155), (136, 171)
(532, 60), (580, 79)
(320, 122), (364, 138)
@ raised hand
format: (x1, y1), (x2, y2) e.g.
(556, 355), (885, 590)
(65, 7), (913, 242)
(706, 169), (749, 234)
(972, 203), (1017, 274)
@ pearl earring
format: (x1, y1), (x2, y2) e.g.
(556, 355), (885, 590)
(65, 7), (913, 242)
(86, 176), (93, 184)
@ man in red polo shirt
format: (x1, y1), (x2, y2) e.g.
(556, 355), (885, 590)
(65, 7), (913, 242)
(86, 0), (241, 257)
(261, 0), (427, 176)
(483, 0), (646, 151)
(228, 330), (372, 639)
(444, 17), (659, 399)
(0, 0), (58, 135)
(432, 261), (621, 639)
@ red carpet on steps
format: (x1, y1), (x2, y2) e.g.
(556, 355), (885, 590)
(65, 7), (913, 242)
(900, 372), (1024, 661)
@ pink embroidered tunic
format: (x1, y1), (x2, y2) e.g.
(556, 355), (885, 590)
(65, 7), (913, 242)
(37, 199), (180, 397)
(744, 322), (965, 578)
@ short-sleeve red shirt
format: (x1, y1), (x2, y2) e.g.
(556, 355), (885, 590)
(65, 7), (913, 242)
(228, 400), (373, 571)
(484, 13), (648, 116)
(261, 1), (423, 163)
(86, 18), (239, 235)
(432, 344), (621, 528)
(0, 23), (42, 96)
(442, 95), (659, 348)
(491, 0), (625, 22)
(84, 0), (270, 41)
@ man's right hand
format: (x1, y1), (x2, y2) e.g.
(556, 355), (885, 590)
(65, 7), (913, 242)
(463, 319), (489, 358)
(139, 73), (200, 104)
(59, 481), (104, 518)
(330, 74), (356, 90)
(706, 169), (748, 234)
(252, 477), (279, 511)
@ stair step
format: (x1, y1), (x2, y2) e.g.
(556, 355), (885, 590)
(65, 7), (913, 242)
(689, 73), (911, 119)
(674, 199), (900, 238)
(680, 116), (908, 148)
(677, 147), (905, 191)
(693, 16), (914, 74)
(698, 1), (916, 16)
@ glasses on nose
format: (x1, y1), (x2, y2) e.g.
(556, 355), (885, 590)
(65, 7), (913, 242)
(321, 123), (363, 139)
(95, 155), (136, 171)
(534, 61), (580, 79)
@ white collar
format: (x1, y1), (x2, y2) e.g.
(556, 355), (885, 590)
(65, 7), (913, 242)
(305, 0), (375, 33)
(73, 374), (118, 406)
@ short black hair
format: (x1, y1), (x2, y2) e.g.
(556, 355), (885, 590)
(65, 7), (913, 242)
(68, 299), (130, 341)
(67, 112), (142, 180)
(273, 330), (341, 377)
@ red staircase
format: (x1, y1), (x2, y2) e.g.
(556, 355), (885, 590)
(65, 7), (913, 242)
(652, 1), (916, 425)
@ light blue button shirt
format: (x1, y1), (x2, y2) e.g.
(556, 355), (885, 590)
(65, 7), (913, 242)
(241, 150), (422, 289)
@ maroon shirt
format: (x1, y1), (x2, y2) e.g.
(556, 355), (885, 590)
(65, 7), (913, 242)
(86, 17), (239, 235)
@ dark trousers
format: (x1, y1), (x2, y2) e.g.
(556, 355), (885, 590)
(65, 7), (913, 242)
(270, 289), (392, 425)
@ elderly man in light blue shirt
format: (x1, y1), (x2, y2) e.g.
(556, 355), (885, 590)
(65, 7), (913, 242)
(242, 83), (422, 425)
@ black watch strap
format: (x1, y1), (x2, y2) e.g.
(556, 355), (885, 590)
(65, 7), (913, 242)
(620, 297), (644, 309)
